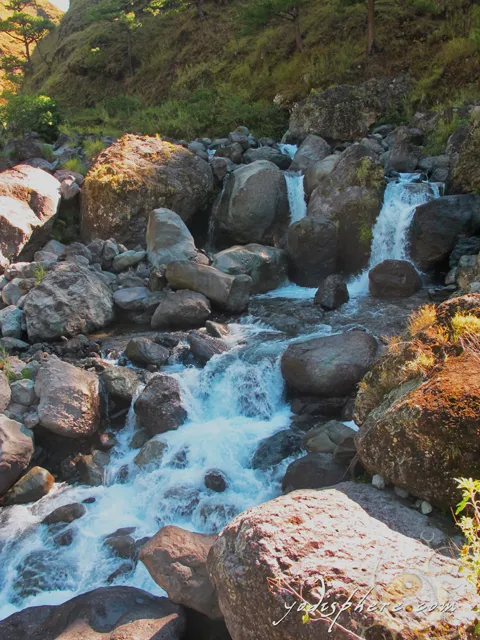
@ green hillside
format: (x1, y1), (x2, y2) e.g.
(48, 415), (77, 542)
(22, 0), (480, 138)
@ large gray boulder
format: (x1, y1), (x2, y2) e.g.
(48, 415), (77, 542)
(125, 337), (169, 367)
(212, 160), (289, 246)
(140, 525), (221, 619)
(0, 165), (61, 263)
(101, 365), (140, 408)
(409, 195), (480, 271)
(304, 154), (339, 199)
(35, 356), (101, 438)
(134, 374), (187, 436)
(368, 259), (422, 298)
(166, 261), (252, 312)
(0, 416), (34, 497)
(289, 134), (331, 173)
(243, 146), (291, 170)
(0, 586), (186, 640)
(207, 482), (478, 640)
(81, 134), (213, 247)
(281, 330), (378, 397)
(286, 216), (337, 287)
(151, 290), (211, 329)
(23, 263), (114, 341)
(384, 126), (423, 173)
(213, 244), (287, 294)
(282, 452), (349, 492)
(314, 274), (349, 310)
(146, 208), (197, 268)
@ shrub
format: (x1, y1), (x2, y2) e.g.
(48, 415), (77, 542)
(451, 312), (480, 342)
(83, 138), (107, 160)
(407, 304), (437, 337)
(62, 157), (88, 174)
(0, 94), (61, 142)
(455, 477), (480, 593)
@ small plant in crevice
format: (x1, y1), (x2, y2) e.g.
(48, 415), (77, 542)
(455, 477), (480, 594)
(33, 264), (47, 285)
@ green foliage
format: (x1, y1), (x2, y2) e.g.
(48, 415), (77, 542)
(0, 93), (60, 141)
(455, 477), (480, 592)
(33, 264), (47, 285)
(20, 367), (33, 380)
(61, 156), (87, 174)
(83, 138), (107, 160)
(41, 142), (55, 161)
(0, 347), (16, 383)
(406, 0), (442, 16)
(103, 94), (141, 117)
(0, 54), (25, 86)
(0, 0), (55, 65)
(424, 113), (469, 155)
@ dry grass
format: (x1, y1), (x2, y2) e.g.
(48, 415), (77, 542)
(408, 304), (437, 337)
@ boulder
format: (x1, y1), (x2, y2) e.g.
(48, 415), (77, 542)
(304, 154), (339, 200)
(207, 482), (478, 640)
(112, 250), (146, 272)
(23, 263), (114, 341)
(307, 145), (385, 274)
(0, 306), (25, 339)
(125, 337), (169, 367)
(147, 208), (197, 268)
(101, 366), (139, 407)
(81, 134), (213, 246)
(243, 147), (291, 170)
(0, 416), (34, 496)
(282, 452), (349, 492)
(134, 374), (187, 436)
(289, 135), (331, 173)
(368, 259), (422, 298)
(409, 195), (480, 270)
(213, 244), (288, 294)
(77, 450), (110, 486)
(314, 275), (349, 310)
(384, 126), (423, 173)
(281, 330), (378, 397)
(113, 287), (163, 318)
(42, 502), (87, 525)
(187, 331), (228, 364)
(134, 435), (168, 468)
(286, 216), (337, 287)
(151, 290), (211, 330)
(1, 466), (54, 505)
(355, 351), (480, 508)
(140, 525), (221, 619)
(204, 469), (228, 492)
(0, 165), (61, 261)
(35, 357), (100, 438)
(10, 379), (36, 406)
(251, 429), (304, 470)
(212, 160), (289, 246)
(303, 420), (356, 456)
(0, 371), (11, 412)
(166, 261), (252, 312)
(288, 78), (409, 142)
(0, 586), (186, 640)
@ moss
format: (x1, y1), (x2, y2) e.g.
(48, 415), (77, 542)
(355, 157), (385, 190)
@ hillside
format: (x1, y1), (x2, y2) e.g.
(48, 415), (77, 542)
(0, 0), (63, 92)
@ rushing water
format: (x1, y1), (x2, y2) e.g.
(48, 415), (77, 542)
(285, 172), (307, 224)
(349, 173), (443, 296)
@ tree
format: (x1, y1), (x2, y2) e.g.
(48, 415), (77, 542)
(0, 0), (55, 71)
(147, 0), (207, 21)
(86, 0), (142, 76)
(240, 0), (306, 52)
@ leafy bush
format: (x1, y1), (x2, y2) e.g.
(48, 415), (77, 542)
(0, 94), (61, 142)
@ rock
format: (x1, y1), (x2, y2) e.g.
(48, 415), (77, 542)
(384, 126), (423, 173)
(0, 306), (25, 338)
(205, 321), (229, 338)
(421, 500), (433, 515)
(77, 450), (110, 486)
(5, 138), (50, 162)
(166, 261), (252, 312)
(0, 586), (186, 640)
(213, 244), (288, 294)
(286, 216), (337, 287)
(303, 154), (339, 199)
(104, 533), (137, 560)
(215, 142), (243, 164)
(212, 160), (289, 246)
(282, 452), (349, 492)
(134, 435), (168, 468)
(314, 275), (349, 310)
(207, 482), (478, 640)
(356, 350), (480, 508)
(409, 194), (480, 270)
(42, 502), (87, 525)
(368, 259), (422, 298)
(81, 134), (213, 246)
(140, 525), (221, 619)
(288, 78), (409, 142)
(0, 371), (11, 412)
(134, 374), (187, 436)
(125, 337), (169, 367)
(251, 429), (303, 470)
(35, 356), (100, 438)
(101, 366), (139, 407)
(0, 415), (34, 496)
(1, 466), (54, 505)
(394, 486), (409, 498)
(187, 331), (228, 364)
(204, 469), (228, 492)
(307, 145), (385, 274)
(147, 208), (198, 268)
(0, 165), (61, 262)
(10, 379), (36, 406)
(243, 147), (291, 170)
(210, 156), (233, 182)
(303, 420), (356, 454)
(60, 178), (81, 201)
(372, 473), (385, 489)
(2, 278), (25, 305)
(281, 330), (378, 397)
(113, 287), (163, 320)
(112, 250), (146, 272)
(23, 263), (114, 341)
(289, 135), (331, 172)
(151, 290), (211, 330)
(449, 236), (480, 268)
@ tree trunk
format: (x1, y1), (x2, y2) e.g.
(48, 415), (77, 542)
(293, 7), (302, 52)
(24, 38), (33, 71)
(367, 0), (375, 55)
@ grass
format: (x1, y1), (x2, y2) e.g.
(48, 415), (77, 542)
(33, 264), (47, 285)
(61, 157), (87, 174)
(455, 477), (480, 594)
(408, 304), (437, 337)
(451, 312), (480, 342)
(83, 138), (107, 161)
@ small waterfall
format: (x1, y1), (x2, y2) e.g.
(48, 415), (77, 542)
(349, 173), (442, 296)
(285, 172), (307, 224)
(279, 143), (297, 159)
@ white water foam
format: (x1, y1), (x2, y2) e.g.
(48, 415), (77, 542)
(349, 173), (442, 296)
(279, 143), (297, 159)
(285, 172), (307, 224)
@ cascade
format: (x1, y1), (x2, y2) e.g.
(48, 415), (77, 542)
(285, 172), (307, 224)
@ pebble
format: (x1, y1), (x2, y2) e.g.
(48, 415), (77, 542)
(372, 474), (385, 489)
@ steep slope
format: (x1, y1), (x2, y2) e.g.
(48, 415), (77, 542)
(0, 0), (63, 92)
